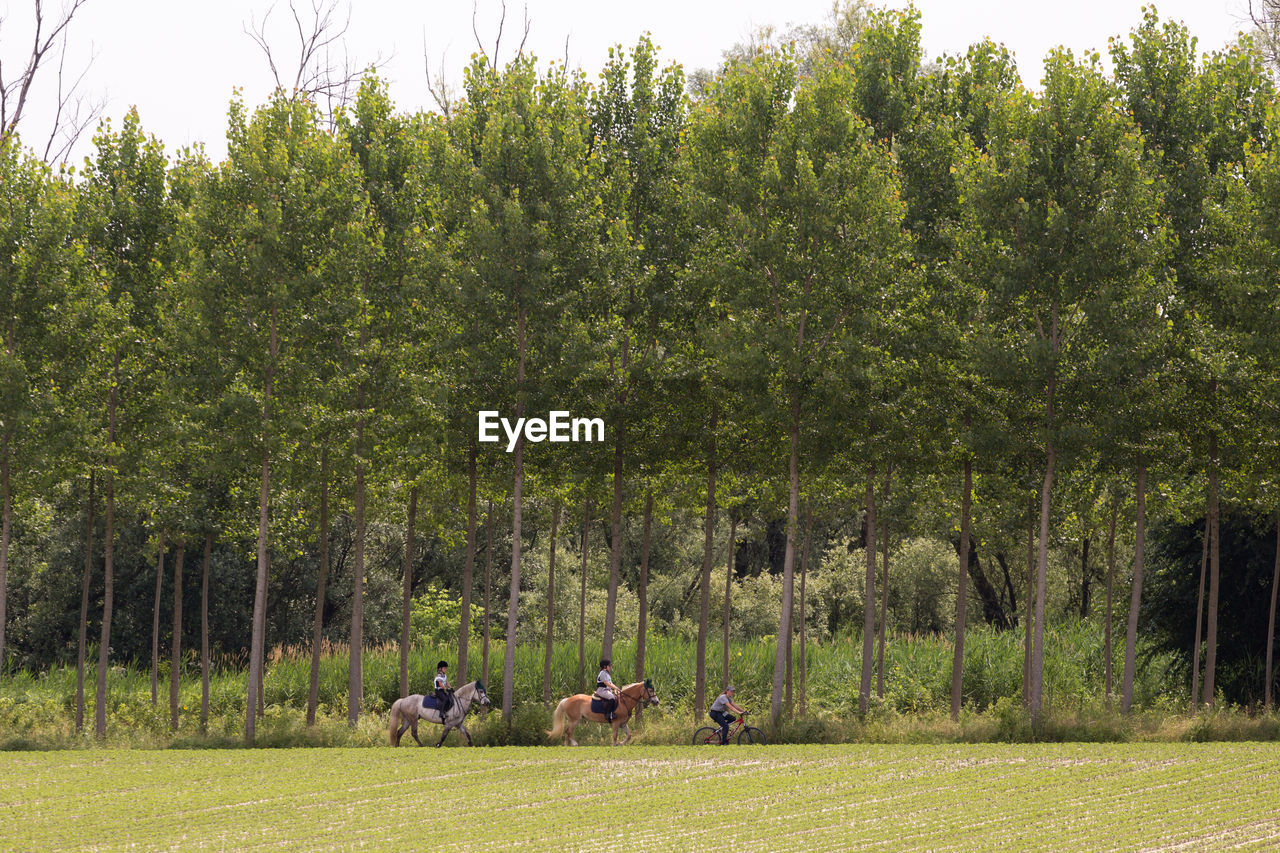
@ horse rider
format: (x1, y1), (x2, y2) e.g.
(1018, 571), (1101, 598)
(431, 660), (454, 717)
(708, 685), (745, 745)
(594, 658), (621, 721)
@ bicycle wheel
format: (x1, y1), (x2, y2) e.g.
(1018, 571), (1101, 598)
(737, 726), (766, 745)
(692, 726), (721, 746)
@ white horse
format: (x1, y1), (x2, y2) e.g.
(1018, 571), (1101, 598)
(388, 681), (490, 747)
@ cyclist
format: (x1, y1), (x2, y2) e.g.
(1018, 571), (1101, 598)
(594, 658), (620, 721)
(708, 685), (745, 745)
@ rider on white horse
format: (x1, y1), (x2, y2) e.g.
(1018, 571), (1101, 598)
(430, 660), (454, 717)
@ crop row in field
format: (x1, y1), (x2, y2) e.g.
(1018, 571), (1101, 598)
(3, 743), (1280, 850)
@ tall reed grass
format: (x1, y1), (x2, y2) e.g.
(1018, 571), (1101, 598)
(0, 621), (1186, 746)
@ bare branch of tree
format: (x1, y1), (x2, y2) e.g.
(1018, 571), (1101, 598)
(516, 4), (530, 57)
(0, 0), (95, 152)
(470, 0), (530, 73)
(423, 31), (455, 117)
(244, 0), (386, 129)
(471, 0), (495, 71)
(244, 5), (286, 91)
(41, 28), (103, 163)
(1249, 0), (1280, 68)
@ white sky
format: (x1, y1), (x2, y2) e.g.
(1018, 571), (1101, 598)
(0, 0), (1258, 164)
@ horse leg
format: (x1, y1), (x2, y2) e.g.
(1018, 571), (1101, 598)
(395, 719), (411, 746)
(460, 723), (473, 746)
(410, 717), (424, 747)
(436, 724), (451, 748)
(619, 723), (631, 746)
(566, 717), (578, 747)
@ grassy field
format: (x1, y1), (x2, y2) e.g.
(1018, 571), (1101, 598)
(4, 743), (1280, 850)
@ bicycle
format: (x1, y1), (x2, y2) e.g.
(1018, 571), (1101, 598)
(693, 713), (766, 745)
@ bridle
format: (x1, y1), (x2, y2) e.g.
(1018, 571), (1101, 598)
(615, 683), (657, 713)
(445, 683), (489, 721)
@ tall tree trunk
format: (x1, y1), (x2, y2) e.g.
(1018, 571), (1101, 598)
(96, 355), (121, 739)
(348, 404), (366, 728)
(246, 309), (277, 744)
(1265, 508), (1279, 710)
(169, 541), (185, 729)
(1030, 439), (1056, 725)
(1103, 500), (1118, 704)
(151, 534), (167, 706)
(306, 448), (329, 727)
(258, 638), (266, 720)
(602, 433), (624, 660)
(1121, 464), (1147, 714)
(483, 499), (494, 688)
(1191, 513), (1209, 713)
(76, 474), (94, 733)
(951, 459), (972, 721)
(399, 487), (419, 698)
(1204, 428), (1221, 708)
(458, 447), (477, 682)
(785, 589), (793, 716)
(542, 503), (560, 704)
(200, 531), (212, 734)
(721, 515), (738, 692)
(695, 408), (717, 719)
(576, 501), (588, 692)
(635, 490), (653, 693)
(500, 303), (528, 722)
(771, 396), (801, 727)
(798, 508), (812, 718)
(0, 433), (10, 673)
(1023, 497), (1034, 708)
(877, 466), (893, 700)
(1030, 312), (1058, 726)
(0, 322), (11, 670)
(859, 467), (878, 714)
(603, 334), (628, 659)
(1079, 534), (1092, 619)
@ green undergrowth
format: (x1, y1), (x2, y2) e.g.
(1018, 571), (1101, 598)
(0, 622), (1231, 748)
(5, 695), (1280, 750)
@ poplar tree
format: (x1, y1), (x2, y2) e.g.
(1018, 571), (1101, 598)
(687, 46), (909, 727)
(194, 92), (373, 741)
(0, 143), (79, 675)
(961, 50), (1163, 724)
(452, 55), (615, 721)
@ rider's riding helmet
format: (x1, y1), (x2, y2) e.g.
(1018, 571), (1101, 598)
(437, 660), (448, 670)
(600, 658), (611, 669)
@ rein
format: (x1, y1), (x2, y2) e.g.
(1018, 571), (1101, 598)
(438, 684), (480, 721)
(614, 684), (649, 713)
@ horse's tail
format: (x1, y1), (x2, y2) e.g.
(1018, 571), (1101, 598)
(388, 700), (402, 746)
(546, 698), (570, 740)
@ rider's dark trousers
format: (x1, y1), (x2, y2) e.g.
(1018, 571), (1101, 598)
(709, 710), (734, 744)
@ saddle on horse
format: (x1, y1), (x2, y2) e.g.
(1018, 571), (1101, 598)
(590, 694), (618, 720)
(425, 688), (453, 716)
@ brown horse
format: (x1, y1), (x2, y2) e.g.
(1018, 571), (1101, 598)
(547, 679), (659, 746)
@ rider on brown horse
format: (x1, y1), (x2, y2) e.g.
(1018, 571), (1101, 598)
(594, 659), (620, 721)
